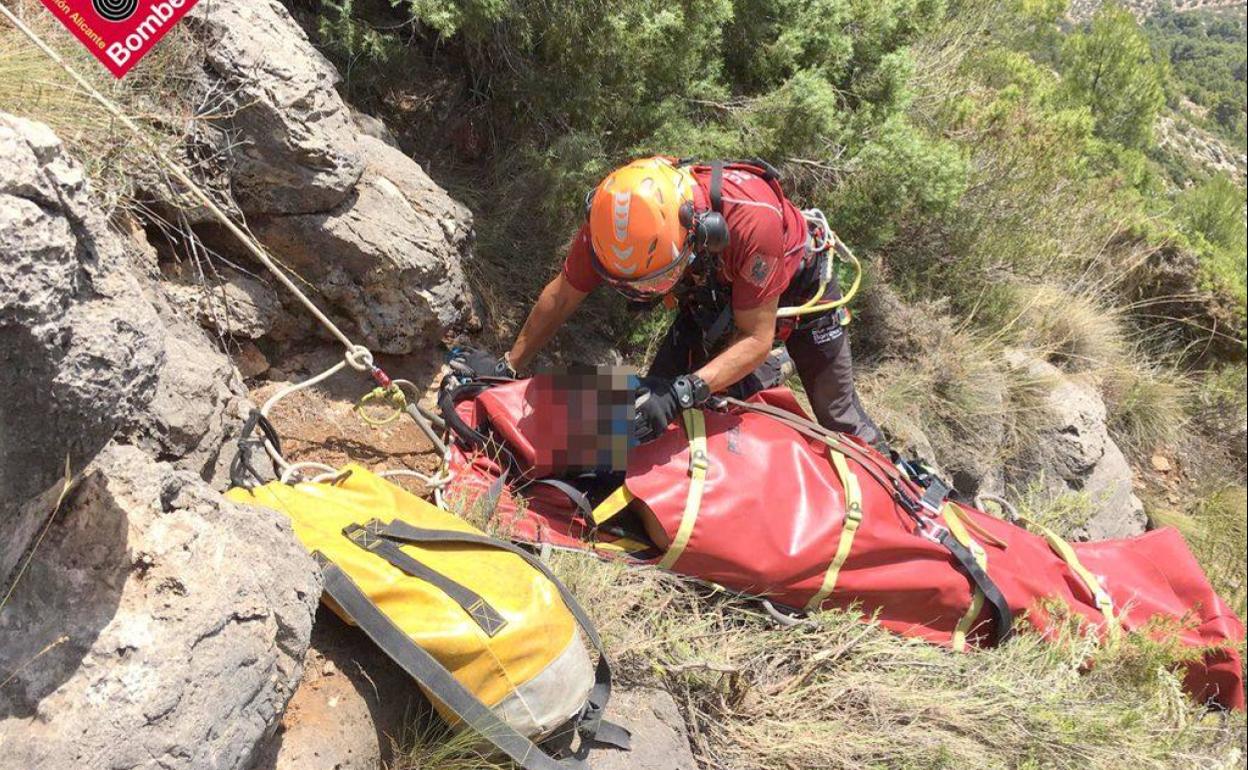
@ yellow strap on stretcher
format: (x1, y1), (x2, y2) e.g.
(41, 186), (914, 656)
(1022, 516), (1119, 638)
(806, 449), (864, 610)
(590, 484), (636, 527)
(656, 410), (709, 571)
(943, 503), (989, 652)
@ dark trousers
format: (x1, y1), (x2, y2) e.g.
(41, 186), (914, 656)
(647, 308), (884, 448)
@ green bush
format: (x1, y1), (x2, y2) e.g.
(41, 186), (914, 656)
(1178, 174), (1248, 318)
(1060, 6), (1167, 150)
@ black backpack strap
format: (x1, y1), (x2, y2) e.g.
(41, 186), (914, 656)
(317, 557), (577, 770)
(709, 160), (724, 214)
(744, 157), (781, 181)
(344, 521), (509, 637)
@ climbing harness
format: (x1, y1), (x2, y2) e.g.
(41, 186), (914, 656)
(777, 208), (863, 319)
(0, 2), (450, 487)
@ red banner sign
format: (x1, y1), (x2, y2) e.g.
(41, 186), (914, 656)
(38, 0), (199, 78)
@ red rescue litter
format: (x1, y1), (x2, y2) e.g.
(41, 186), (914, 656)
(442, 379), (1245, 710)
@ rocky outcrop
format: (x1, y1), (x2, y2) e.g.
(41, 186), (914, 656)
(182, 0), (364, 215)
(1157, 113), (1246, 184)
(0, 113), (164, 584)
(1, 113), (321, 770)
(0, 446), (320, 770)
(1006, 352), (1147, 540)
(160, 261), (289, 341)
(251, 136), (476, 353)
(174, 0), (476, 353)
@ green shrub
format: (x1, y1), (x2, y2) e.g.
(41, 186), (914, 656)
(1060, 6), (1167, 150)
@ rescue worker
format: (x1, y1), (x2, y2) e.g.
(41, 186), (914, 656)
(460, 156), (884, 447)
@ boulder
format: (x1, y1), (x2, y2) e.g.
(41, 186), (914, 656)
(1005, 351), (1147, 540)
(589, 688), (697, 770)
(116, 331), (252, 489)
(351, 107), (401, 149)
(160, 261), (287, 341)
(250, 136), (476, 353)
(0, 445), (321, 770)
(182, 0), (364, 215)
(2, 112), (322, 770)
(249, 608), (421, 770)
(0, 113), (164, 584)
(157, 0), (478, 353)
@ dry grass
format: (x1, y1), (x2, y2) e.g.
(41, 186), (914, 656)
(393, 545), (1246, 770)
(1010, 284), (1129, 375)
(389, 719), (511, 770)
(1, 0), (207, 212)
(858, 316), (1061, 491)
(1102, 359), (1191, 460)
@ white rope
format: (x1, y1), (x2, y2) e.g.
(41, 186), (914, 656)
(258, 359), (351, 474)
(0, 1), (368, 360)
(282, 461), (340, 485)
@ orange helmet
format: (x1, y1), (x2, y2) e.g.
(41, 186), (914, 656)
(587, 157), (697, 299)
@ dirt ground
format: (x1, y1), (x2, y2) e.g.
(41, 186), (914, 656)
(245, 345), (447, 497)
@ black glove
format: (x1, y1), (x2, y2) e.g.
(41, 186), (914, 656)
(632, 374), (710, 444)
(448, 347), (516, 380)
(633, 378), (680, 445)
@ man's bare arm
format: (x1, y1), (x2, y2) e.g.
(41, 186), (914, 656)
(507, 273), (588, 371)
(693, 299), (778, 393)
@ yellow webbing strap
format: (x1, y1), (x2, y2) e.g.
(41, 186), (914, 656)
(591, 536), (654, 556)
(806, 450), (864, 611)
(1022, 517), (1118, 637)
(656, 410), (709, 571)
(590, 484), (637, 527)
(943, 504), (989, 652)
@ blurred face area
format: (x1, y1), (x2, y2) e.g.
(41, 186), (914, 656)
(588, 157), (696, 300)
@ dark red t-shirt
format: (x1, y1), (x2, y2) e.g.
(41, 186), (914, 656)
(563, 164), (808, 310)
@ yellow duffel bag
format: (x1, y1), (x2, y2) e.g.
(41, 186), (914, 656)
(226, 464), (629, 769)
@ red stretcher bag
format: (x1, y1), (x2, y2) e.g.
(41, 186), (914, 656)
(441, 379), (1245, 710)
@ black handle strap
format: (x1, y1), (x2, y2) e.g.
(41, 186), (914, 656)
(344, 521), (508, 637)
(937, 529), (1015, 646)
(229, 409), (284, 488)
(526, 478), (594, 521)
(437, 381), (493, 450)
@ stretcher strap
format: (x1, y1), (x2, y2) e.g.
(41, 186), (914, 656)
(943, 505), (990, 651)
(1023, 517), (1118, 636)
(344, 522), (509, 637)
(590, 485), (637, 527)
(806, 450), (863, 611)
(722, 397), (1015, 645)
(528, 478), (596, 522)
(656, 410), (709, 571)
(936, 528), (1014, 646)
(318, 558), (570, 770)
(371, 521), (632, 755)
